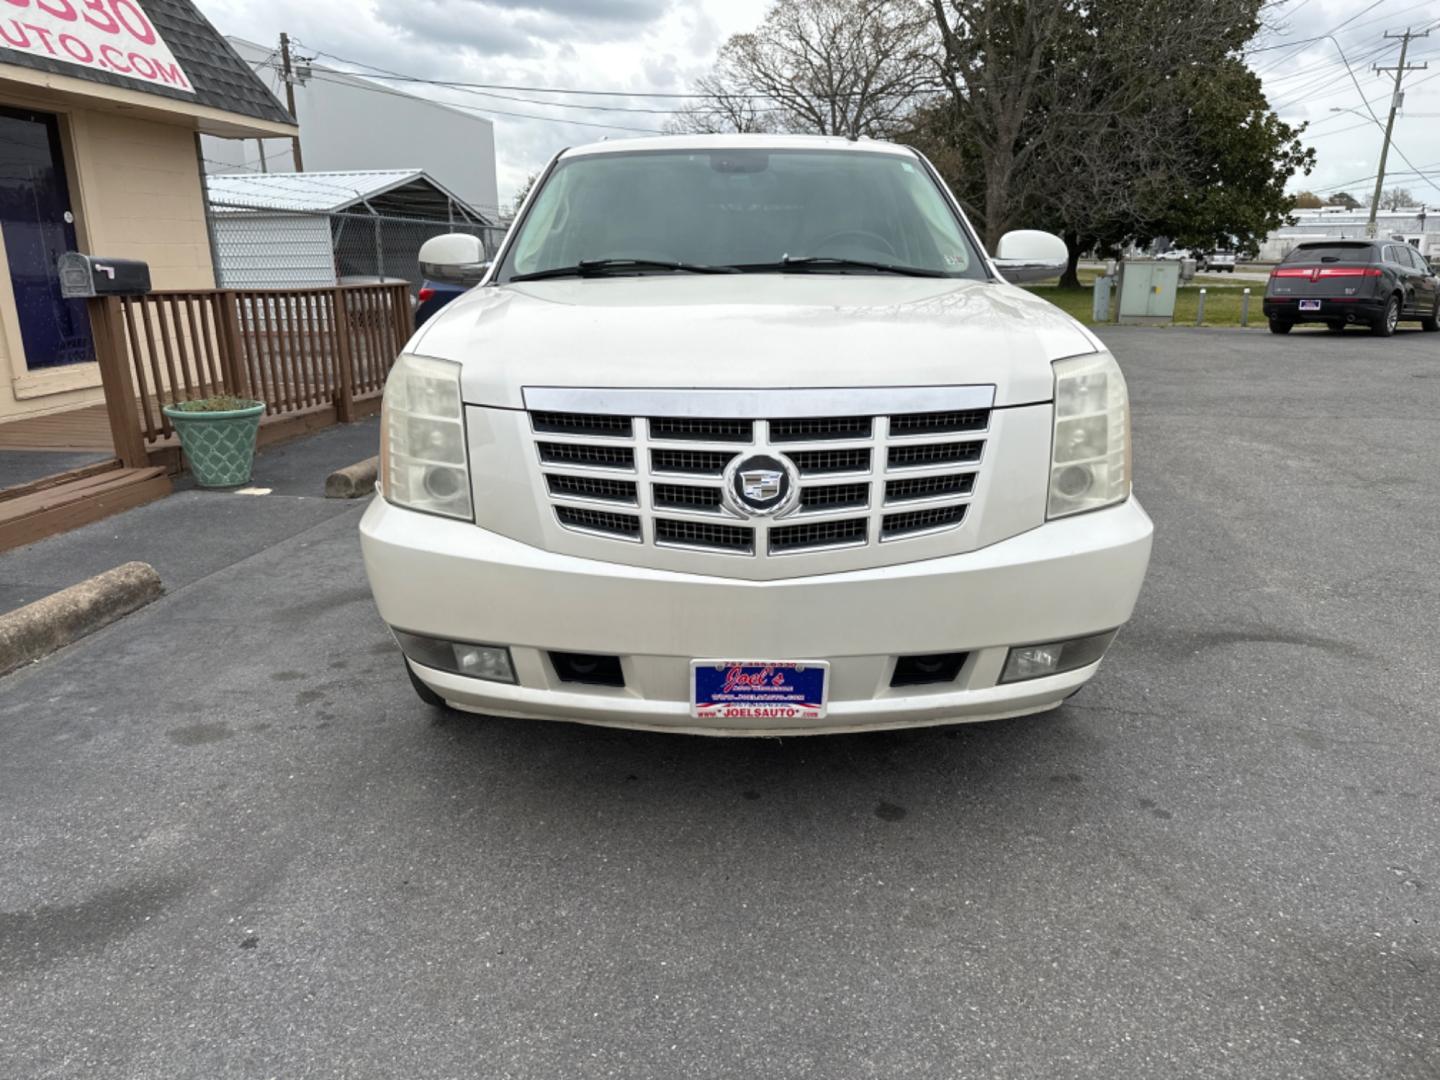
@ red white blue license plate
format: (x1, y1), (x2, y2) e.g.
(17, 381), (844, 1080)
(1299, 299), (1322, 311)
(690, 660), (829, 721)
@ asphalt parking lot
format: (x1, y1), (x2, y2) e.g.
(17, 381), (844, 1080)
(2, 326), (1438, 1079)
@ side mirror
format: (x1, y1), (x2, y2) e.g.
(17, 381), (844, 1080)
(418, 233), (490, 285)
(993, 230), (1068, 284)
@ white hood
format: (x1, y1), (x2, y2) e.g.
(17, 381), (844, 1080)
(410, 274), (1098, 409)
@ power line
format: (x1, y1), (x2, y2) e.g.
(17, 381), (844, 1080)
(1304, 119), (1378, 139)
(1308, 158), (1440, 195)
(1249, 0), (1386, 74)
(295, 44), (922, 104)
(294, 67), (668, 134)
(1256, 2), (1439, 77)
(255, 57), (765, 119)
(1290, 66), (1440, 132)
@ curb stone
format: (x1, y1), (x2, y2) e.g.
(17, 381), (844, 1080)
(0, 562), (163, 677)
(325, 456), (379, 499)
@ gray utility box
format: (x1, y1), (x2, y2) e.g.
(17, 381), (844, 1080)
(1117, 259), (1180, 325)
(57, 252), (151, 298)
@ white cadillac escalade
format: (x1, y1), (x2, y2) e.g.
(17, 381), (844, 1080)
(360, 135), (1153, 736)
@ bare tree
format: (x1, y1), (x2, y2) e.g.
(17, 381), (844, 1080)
(1364, 187), (1416, 211)
(669, 0), (938, 138)
(665, 75), (776, 135)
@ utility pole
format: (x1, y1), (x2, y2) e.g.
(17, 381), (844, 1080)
(1367, 27), (1429, 237)
(279, 32), (305, 172)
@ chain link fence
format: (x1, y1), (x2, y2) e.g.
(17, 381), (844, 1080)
(207, 201), (509, 294)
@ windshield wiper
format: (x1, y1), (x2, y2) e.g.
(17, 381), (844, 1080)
(731, 255), (949, 278)
(510, 258), (739, 282)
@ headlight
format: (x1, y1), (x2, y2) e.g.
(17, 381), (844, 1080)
(1048, 351), (1131, 518)
(380, 353), (472, 521)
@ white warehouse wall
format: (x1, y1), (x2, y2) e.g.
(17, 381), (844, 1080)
(203, 39), (499, 218)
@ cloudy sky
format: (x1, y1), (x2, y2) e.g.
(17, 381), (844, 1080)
(197, 0), (1440, 212)
(1251, 0), (1440, 205)
(198, 0), (771, 211)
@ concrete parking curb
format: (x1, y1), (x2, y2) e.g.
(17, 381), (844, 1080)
(325, 456), (379, 499)
(0, 562), (163, 677)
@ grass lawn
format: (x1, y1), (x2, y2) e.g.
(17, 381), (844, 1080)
(1022, 278), (1264, 329)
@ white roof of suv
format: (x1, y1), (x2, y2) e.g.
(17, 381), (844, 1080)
(562, 134), (916, 159)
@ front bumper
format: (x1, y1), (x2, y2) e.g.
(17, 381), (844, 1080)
(359, 497), (1154, 735)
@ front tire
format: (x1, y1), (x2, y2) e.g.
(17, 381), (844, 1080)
(1422, 298), (1440, 332)
(1268, 319), (1293, 335)
(1372, 295), (1401, 337)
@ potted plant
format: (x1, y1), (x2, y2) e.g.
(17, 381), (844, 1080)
(161, 395), (266, 488)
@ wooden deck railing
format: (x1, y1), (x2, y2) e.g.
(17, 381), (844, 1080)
(94, 283), (410, 455)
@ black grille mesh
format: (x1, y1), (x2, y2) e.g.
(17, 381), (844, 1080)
(650, 417), (752, 442)
(890, 410), (989, 436)
(546, 474), (637, 503)
(786, 448), (871, 475)
(885, 473), (975, 502)
(538, 442), (634, 468)
(655, 518), (753, 552)
(770, 517), (868, 552)
(800, 482), (870, 510)
(770, 416), (871, 442)
(556, 506), (641, 537)
(653, 483), (724, 511)
(882, 505), (966, 537)
(531, 411), (633, 438)
(887, 441), (983, 469)
(651, 449), (738, 475)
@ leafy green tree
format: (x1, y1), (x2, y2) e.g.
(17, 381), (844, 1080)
(512, 174), (538, 215)
(1149, 61), (1314, 255)
(912, 0), (1312, 284)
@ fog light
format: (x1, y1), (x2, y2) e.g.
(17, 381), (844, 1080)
(1000, 630), (1118, 684)
(393, 630), (516, 683)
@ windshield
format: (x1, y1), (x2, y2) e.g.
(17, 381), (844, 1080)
(497, 148), (986, 282)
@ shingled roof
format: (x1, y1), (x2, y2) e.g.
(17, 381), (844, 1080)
(0, 0), (294, 127)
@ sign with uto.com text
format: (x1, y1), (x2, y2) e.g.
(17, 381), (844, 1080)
(0, 0), (193, 94)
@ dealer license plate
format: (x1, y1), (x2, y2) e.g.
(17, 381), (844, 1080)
(1298, 299), (1322, 311)
(690, 660), (829, 721)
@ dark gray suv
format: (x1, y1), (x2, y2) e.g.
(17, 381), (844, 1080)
(1263, 239), (1440, 336)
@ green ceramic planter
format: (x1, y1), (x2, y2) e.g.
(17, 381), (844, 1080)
(161, 400), (266, 488)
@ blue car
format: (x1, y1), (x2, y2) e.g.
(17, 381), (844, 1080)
(415, 280), (467, 328)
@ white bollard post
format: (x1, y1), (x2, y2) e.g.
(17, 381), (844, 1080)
(1241, 288), (1251, 327)
(1196, 288), (1207, 326)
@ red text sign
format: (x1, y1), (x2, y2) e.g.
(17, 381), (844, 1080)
(0, 0), (193, 93)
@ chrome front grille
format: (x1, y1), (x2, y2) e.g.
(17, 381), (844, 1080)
(526, 387), (992, 560)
